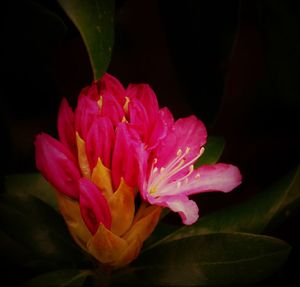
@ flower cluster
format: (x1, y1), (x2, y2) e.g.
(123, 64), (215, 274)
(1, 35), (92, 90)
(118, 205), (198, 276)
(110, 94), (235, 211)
(35, 73), (241, 268)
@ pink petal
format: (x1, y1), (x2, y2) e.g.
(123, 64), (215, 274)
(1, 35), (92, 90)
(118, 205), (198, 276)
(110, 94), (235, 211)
(128, 98), (168, 151)
(177, 163), (242, 196)
(101, 93), (125, 127)
(111, 123), (146, 189)
(149, 195), (199, 225)
(126, 84), (159, 121)
(159, 107), (174, 130)
(86, 117), (115, 170)
(57, 98), (77, 157)
(173, 115), (207, 159)
(35, 133), (81, 199)
(79, 178), (112, 235)
(155, 115), (207, 168)
(83, 81), (99, 101)
(127, 85), (168, 150)
(146, 114), (168, 150)
(75, 94), (99, 140)
(128, 98), (150, 141)
(99, 73), (126, 106)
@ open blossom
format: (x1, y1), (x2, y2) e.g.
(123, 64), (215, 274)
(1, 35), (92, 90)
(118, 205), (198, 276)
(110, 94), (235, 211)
(139, 115), (242, 225)
(35, 73), (241, 268)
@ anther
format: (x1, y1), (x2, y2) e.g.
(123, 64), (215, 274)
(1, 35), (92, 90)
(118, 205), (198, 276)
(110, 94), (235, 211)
(185, 147), (191, 154)
(177, 149), (182, 156)
(199, 147), (205, 157)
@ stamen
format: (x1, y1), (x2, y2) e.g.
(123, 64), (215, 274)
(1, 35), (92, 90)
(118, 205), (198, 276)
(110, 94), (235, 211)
(166, 159), (185, 177)
(195, 173), (200, 179)
(178, 165), (194, 183)
(149, 159), (183, 191)
(199, 146), (205, 157)
(148, 147), (204, 196)
(163, 151), (186, 174)
(168, 150), (201, 178)
(149, 158), (159, 180)
(152, 167), (158, 174)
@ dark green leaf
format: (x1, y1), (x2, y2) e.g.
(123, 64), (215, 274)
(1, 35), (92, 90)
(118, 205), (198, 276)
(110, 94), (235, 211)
(147, 165), (300, 248)
(5, 173), (58, 211)
(143, 220), (179, 249)
(0, 192), (86, 272)
(113, 233), (291, 286)
(0, 229), (32, 269)
(195, 136), (225, 167)
(24, 269), (91, 287)
(58, 0), (115, 79)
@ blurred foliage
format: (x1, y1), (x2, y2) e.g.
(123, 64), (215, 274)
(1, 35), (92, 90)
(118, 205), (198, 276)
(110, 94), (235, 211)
(1, 158), (299, 286)
(1, 0), (300, 286)
(57, 0), (115, 79)
(114, 233), (290, 286)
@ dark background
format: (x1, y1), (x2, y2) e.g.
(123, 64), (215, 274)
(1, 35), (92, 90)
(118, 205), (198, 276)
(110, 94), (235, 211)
(1, 0), (300, 285)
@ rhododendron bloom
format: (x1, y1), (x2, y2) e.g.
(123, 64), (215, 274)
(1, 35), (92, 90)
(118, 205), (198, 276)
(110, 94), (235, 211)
(139, 115), (242, 225)
(35, 73), (241, 268)
(35, 74), (163, 268)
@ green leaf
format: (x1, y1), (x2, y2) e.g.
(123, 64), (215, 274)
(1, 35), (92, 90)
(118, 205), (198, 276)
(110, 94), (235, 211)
(5, 173), (58, 211)
(113, 233), (291, 286)
(195, 136), (225, 167)
(148, 165), (300, 248)
(24, 269), (91, 287)
(58, 0), (115, 79)
(0, 192), (86, 272)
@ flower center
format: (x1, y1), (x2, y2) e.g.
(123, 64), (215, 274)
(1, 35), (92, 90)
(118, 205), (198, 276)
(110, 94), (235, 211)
(148, 146), (205, 197)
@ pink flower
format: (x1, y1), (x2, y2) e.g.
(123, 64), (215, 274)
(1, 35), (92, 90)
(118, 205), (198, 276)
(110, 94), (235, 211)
(35, 73), (242, 267)
(139, 115), (242, 225)
(35, 74), (163, 268)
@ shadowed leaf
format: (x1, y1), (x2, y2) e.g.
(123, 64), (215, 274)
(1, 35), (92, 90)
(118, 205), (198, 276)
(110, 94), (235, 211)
(57, 0), (115, 79)
(5, 173), (58, 211)
(24, 269), (91, 287)
(113, 233), (290, 286)
(147, 165), (300, 248)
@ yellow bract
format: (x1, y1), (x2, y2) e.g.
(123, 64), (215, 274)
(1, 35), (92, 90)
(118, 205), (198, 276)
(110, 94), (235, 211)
(76, 132), (91, 178)
(57, 184), (161, 268)
(91, 158), (114, 199)
(55, 191), (91, 252)
(57, 136), (162, 268)
(108, 178), (135, 236)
